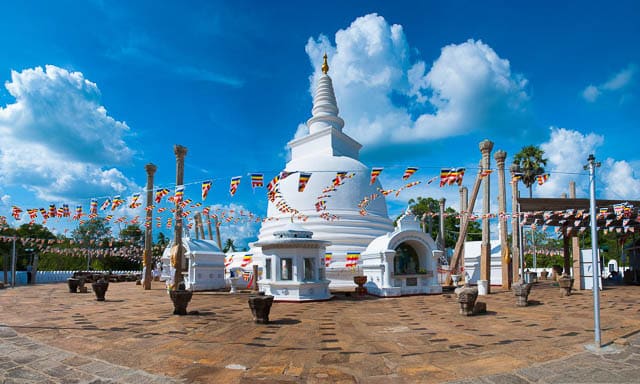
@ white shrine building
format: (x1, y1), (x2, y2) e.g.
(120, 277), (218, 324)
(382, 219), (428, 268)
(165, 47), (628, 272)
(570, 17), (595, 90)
(247, 56), (441, 294)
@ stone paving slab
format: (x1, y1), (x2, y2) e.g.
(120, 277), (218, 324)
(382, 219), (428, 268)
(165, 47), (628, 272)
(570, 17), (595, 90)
(0, 280), (638, 383)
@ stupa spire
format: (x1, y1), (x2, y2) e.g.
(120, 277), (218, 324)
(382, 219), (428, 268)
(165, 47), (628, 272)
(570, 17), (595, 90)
(307, 54), (345, 134)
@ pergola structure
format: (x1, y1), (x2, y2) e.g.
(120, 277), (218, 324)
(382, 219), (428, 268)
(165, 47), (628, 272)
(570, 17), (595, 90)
(516, 197), (640, 288)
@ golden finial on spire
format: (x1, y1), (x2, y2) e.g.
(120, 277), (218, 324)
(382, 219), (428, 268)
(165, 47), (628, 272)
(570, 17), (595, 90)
(321, 53), (329, 74)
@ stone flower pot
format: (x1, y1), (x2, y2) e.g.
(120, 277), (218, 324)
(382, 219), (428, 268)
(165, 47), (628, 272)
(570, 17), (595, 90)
(512, 280), (533, 307)
(454, 285), (478, 316)
(91, 279), (109, 301)
(353, 275), (368, 296)
(67, 278), (80, 293)
(248, 294), (274, 324)
(558, 274), (574, 297)
(169, 289), (193, 315)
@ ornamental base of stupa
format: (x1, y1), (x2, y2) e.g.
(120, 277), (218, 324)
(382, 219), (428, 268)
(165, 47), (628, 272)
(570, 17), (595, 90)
(260, 280), (332, 302)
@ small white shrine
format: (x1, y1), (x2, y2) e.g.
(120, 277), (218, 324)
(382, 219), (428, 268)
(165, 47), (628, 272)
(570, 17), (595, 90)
(161, 238), (226, 291)
(361, 209), (442, 296)
(253, 223), (332, 301)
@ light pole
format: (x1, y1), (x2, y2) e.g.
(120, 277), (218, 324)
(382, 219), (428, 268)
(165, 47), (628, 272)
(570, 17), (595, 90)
(584, 154), (601, 348)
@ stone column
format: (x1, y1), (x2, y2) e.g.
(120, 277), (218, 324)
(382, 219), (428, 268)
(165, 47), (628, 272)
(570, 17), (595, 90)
(438, 198), (446, 252)
(479, 140), (494, 293)
(510, 163), (521, 282)
(459, 186), (468, 278)
(173, 145), (187, 288)
(570, 181), (583, 289)
(143, 163), (156, 290)
(495, 150), (511, 289)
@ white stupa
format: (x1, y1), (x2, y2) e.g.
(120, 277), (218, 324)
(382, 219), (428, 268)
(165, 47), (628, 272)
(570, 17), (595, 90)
(254, 55), (394, 271)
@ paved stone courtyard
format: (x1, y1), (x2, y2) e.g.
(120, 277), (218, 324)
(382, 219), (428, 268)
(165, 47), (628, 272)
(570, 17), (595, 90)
(0, 280), (638, 383)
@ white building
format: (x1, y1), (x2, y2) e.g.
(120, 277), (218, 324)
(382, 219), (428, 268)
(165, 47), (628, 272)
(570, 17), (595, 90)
(161, 238), (226, 291)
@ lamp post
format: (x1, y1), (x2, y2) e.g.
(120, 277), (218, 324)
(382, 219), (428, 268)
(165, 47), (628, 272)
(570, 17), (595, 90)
(584, 154), (601, 348)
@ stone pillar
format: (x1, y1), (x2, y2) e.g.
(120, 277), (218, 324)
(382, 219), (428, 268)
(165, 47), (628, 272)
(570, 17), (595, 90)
(438, 198), (446, 252)
(173, 145), (187, 288)
(570, 181), (583, 289)
(143, 163), (156, 290)
(206, 213), (214, 241)
(459, 187), (468, 278)
(495, 150), (511, 289)
(510, 163), (521, 282)
(479, 139), (494, 292)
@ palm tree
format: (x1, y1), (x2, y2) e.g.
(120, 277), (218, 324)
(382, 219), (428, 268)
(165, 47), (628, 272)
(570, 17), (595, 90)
(513, 145), (548, 198)
(223, 238), (237, 253)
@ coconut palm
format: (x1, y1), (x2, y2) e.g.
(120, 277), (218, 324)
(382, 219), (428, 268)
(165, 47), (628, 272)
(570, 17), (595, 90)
(513, 145), (548, 198)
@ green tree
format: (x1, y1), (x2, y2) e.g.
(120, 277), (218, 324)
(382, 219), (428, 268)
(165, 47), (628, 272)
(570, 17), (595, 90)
(223, 238), (236, 253)
(120, 224), (143, 244)
(513, 145), (548, 198)
(402, 197), (481, 249)
(72, 218), (111, 246)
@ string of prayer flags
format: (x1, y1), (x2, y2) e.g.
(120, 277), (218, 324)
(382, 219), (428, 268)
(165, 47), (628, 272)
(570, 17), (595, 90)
(370, 167), (383, 185)
(62, 204), (70, 218)
(49, 204), (57, 217)
(440, 168), (465, 186)
(201, 180), (212, 201)
(402, 167), (418, 180)
(11, 206), (22, 220)
(230, 176), (241, 196)
(536, 173), (549, 185)
(251, 173), (264, 188)
(128, 193), (141, 209)
(27, 208), (38, 220)
(166, 217), (172, 229)
(39, 208), (48, 219)
(90, 199), (98, 215)
(73, 205), (83, 220)
(298, 172), (311, 192)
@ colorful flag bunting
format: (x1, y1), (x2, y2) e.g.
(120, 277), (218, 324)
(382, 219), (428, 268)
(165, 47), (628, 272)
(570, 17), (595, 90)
(155, 188), (170, 203)
(298, 172), (311, 192)
(370, 167), (383, 185)
(241, 254), (252, 267)
(251, 174), (264, 188)
(201, 181), (212, 201)
(402, 167), (418, 180)
(536, 173), (550, 185)
(128, 193), (141, 209)
(173, 186), (185, 204)
(230, 176), (241, 196)
(345, 252), (360, 268)
(333, 171), (348, 186)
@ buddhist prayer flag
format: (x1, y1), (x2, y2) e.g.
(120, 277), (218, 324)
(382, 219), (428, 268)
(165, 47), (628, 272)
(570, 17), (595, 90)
(333, 171), (348, 186)
(440, 168), (465, 186)
(174, 186), (185, 204)
(536, 173), (549, 185)
(241, 254), (252, 267)
(39, 208), (48, 219)
(27, 209), (38, 220)
(325, 252), (332, 267)
(370, 167), (383, 185)
(111, 195), (124, 210)
(11, 206), (22, 220)
(201, 180), (212, 201)
(298, 172), (311, 192)
(155, 188), (170, 203)
(511, 172), (524, 182)
(128, 193), (141, 209)
(49, 204), (57, 217)
(251, 173), (264, 188)
(480, 169), (493, 178)
(402, 167), (418, 180)
(62, 204), (70, 218)
(345, 252), (360, 268)
(230, 176), (241, 196)
(90, 199), (98, 215)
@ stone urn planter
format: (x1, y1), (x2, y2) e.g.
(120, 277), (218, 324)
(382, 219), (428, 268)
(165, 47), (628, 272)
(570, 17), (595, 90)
(169, 288), (193, 315)
(540, 270), (549, 280)
(67, 278), (80, 293)
(229, 276), (240, 293)
(353, 275), (368, 296)
(454, 285), (478, 316)
(248, 293), (274, 324)
(451, 274), (461, 287)
(512, 280), (533, 307)
(558, 274), (574, 297)
(91, 279), (109, 301)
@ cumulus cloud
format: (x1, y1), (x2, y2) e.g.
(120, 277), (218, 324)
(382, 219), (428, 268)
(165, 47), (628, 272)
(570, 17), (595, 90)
(582, 64), (636, 102)
(537, 127), (640, 200)
(538, 127), (603, 198)
(0, 65), (139, 201)
(302, 13), (530, 147)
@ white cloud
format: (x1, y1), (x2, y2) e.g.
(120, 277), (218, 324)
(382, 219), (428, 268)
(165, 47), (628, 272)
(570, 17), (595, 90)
(601, 159), (640, 199)
(209, 203), (260, 250)
(582, 64), (636, 102)
(0, 65), (140, 201)
(538, 127), (604, 198)
(303, 13), (530, 147)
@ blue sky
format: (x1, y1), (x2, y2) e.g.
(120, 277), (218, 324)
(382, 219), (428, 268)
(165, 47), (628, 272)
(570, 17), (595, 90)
(0, 1), (638, 245)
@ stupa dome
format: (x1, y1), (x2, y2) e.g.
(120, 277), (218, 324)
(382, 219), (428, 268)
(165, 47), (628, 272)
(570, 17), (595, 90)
(255, 55), (394, 266)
